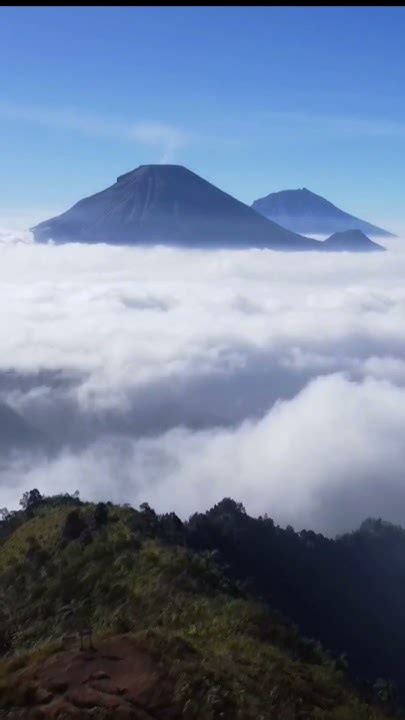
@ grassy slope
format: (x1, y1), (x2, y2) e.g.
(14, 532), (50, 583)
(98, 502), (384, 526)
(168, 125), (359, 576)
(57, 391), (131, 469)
(0, 502), (397, 719)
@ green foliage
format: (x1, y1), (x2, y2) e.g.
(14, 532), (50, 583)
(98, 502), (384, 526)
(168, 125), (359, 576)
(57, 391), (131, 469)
(94, 501), (109, 528)
(19, 488), (43, 512)
(0, 494), (399, 719)
(62, 509), (86, 541)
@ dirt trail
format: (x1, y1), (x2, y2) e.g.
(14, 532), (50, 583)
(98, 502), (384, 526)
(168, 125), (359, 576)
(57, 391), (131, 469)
(1, 635), (180, 720)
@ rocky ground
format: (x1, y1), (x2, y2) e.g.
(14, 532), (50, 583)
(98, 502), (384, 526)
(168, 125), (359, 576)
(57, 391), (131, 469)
(0, 635), (178, 720)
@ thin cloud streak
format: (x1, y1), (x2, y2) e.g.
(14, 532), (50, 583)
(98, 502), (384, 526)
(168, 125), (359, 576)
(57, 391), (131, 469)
(0, 101), (189, 162)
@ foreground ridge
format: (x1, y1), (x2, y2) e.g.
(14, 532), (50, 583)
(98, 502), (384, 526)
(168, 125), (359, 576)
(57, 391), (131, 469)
(0, 491), (400, 718)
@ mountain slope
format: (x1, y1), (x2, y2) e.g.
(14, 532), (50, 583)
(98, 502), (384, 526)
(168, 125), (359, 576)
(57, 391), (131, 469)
(252, 188), (395, 237)
(31, 165), (321, 251)
(0, 493), (396, 719)
(186, 500), (405, 702)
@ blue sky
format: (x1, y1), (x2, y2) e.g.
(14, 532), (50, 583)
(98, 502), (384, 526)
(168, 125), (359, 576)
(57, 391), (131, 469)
(1, 6), (405, 230)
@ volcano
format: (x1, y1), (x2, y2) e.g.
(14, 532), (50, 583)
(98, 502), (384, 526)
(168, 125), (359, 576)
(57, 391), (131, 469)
(31, 165), (321, 251)
(252, 187), (394, 238)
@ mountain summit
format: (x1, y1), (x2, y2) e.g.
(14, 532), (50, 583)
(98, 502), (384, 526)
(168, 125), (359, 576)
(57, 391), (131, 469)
(252, 187), (394, 237)
(31, 165), (320, 251)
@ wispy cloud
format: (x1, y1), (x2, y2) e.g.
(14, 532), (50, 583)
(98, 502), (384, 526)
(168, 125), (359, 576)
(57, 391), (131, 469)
(128, 122), (187, 163)
(0, 101), (189, 162)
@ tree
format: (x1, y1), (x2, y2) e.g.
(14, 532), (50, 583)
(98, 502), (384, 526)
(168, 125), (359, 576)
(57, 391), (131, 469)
(373, 678), (397, 710)
(80, 528), (93, 546)
(138, 502), (158, 535)
(0, 624), (11, 655)
(62, 510), (86, 541)
(25, 535), (48, 568)
(19, 489), (43, 512)
(159, 512), (184, 543)
(209, 498), (247, 517)
(140, 502), (156, 515)
(94, 502), (109, 528)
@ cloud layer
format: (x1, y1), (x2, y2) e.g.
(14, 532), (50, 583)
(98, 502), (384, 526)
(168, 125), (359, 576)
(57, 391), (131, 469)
(1, 233), (405, 535)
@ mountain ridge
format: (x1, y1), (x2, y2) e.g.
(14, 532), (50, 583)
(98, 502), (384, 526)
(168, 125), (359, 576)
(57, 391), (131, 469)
(0, 490), (398, 719)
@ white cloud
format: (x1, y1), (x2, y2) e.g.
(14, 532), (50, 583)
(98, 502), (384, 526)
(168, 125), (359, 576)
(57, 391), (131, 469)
(1, 235), (405, 534)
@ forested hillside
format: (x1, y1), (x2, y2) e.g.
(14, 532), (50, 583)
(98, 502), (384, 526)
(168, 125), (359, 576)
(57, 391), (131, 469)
(0, 490), (402, 719)
(186, 499), (405, 699)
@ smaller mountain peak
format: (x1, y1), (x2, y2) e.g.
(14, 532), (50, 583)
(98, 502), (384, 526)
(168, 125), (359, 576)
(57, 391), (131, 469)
(323, 229), (385, 252)
(328, 229), (369, 241)
(251, 187), (394, 238)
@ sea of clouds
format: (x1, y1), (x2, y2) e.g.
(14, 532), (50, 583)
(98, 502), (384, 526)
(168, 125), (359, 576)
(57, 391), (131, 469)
(0, 229), (405, 536)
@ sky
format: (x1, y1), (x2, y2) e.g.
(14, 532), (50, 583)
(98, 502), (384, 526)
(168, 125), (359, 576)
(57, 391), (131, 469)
(0, 6), (405, 231)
